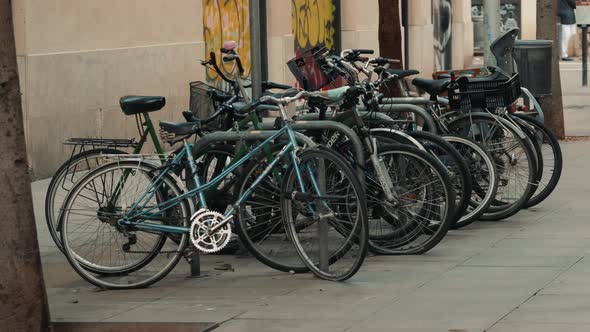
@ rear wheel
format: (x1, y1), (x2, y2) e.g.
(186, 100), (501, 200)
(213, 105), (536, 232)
(447, 114), (536, 221)
(406, 131), (472, 226)
(512, 114), (563, 208)
(366, 144), (454, 255)
(60, 161), (190, 289)
(442, 136), (498, 228)
(46, 148), (127, 253)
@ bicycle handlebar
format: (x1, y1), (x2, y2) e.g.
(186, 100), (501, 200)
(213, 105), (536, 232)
(222, 54), (245, 75)
(239, 90), (328, 114)
(207, 51), (234, 84)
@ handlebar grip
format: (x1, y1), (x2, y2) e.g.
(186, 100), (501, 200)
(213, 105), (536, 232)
(262, 81), (292, 90)
(222, 55), (245, 75)
(352, 49), (375, 55)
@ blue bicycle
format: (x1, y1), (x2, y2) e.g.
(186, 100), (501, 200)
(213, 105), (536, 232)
(58, 91), (369, 289)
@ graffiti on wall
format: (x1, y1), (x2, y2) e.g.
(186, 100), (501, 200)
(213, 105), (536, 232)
(432, 0), (452, 70)
(202, 0), (251, 88)
(292, 0), (338, 52)
(291, 0), (339, 89)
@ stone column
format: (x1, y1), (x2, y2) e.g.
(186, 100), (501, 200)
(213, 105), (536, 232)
(451, 0), (474, 68)
(408, 0), (434, 76)
(266, 0), (293, 83)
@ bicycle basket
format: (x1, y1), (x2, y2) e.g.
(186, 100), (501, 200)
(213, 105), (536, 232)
(189, 81), (231, 131)
(287, 47), (338, 91)
(189, 81), (222, 118)
(449, 72), (521, 112)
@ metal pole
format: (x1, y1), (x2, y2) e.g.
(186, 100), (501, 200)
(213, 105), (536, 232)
(249, 0), (263, 99)
(483, 0), (501, 66)
(402, 0), (409, 69)
(582, 25), (588, 87)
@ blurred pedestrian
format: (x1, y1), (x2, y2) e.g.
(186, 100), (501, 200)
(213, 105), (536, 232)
(558, 0), (577, 61)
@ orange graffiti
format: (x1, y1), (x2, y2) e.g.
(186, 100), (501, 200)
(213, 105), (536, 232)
(203, 0), (251, 88)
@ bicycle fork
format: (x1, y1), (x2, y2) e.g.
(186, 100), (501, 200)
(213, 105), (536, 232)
(367, 137), (398, 204)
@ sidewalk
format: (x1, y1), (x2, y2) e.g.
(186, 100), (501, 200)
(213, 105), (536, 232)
(34, 141), (590, 331)
(560, 60), (590, 136)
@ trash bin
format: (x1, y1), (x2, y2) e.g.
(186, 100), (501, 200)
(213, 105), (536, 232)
(514, 40), (553, 96)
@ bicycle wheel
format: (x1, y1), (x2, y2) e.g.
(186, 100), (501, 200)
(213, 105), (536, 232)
(405, 131), (472, 226)
(442, 135), (499, 228)
(366, 144), (454, 255)
(234, 144), (309, 273)
(447, 113), (536, 221)
(280, 146), (369, 281)
(60, 161), (190, 289)
(46, 148), (127, 252)
(512, 114), (563, 208)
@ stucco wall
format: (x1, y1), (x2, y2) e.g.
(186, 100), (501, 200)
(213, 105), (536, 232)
(13, 0), (476, 178)
(13, 0), (205, 178)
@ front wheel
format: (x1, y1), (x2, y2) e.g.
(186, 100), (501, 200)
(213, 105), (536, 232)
(281, 146), (369, 281)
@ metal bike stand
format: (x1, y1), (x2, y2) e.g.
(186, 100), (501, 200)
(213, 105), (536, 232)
(260, 119), (367, 185)
(191, 130), (317, 157)
(356, 104), (439, 134)
(381, 96), (450, 106)
(187, 251), (203, 278)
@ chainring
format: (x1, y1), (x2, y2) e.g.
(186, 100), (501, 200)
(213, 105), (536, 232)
(189, 209), (232, 253)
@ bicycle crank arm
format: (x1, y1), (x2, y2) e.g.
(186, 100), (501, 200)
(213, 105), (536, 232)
(208, 215), (234, 234)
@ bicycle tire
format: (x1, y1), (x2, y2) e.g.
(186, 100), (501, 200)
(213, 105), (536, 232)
(366, 144), (454, 255)
(446, 113), (536, 221)
(60, 161), (190, 289)
(45, 148), (127, 253)
(442, 135), (499, 228)
(405, 131), (472, 226)
(512, 114), (563, 208)
(280, 146), (369, 281)
(233, 144), (309, 273)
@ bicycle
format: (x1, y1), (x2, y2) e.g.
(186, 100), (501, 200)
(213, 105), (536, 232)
(58, 90), (369, 289)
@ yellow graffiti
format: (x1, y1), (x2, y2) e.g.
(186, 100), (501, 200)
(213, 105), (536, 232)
(292, 0), (336, 50)
(203, 0), (251, 88)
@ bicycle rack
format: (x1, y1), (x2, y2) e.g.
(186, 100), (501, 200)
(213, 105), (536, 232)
(260, 119), (366, 186)
(356, 104), (439, 134)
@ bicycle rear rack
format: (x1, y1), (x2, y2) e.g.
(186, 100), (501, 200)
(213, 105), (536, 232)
(63, 137), (138, 148)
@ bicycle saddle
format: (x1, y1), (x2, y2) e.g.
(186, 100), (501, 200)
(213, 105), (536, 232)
(159, 121), (201, 136)
(120, 96), (166, 116)
(412, 78), (451, 96)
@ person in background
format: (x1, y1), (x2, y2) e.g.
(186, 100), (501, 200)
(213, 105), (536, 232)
(558, 0), (577, 61)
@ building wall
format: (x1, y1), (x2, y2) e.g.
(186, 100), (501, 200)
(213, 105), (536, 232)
(13, 0), (474, 178)
(12, 0), (205, 178)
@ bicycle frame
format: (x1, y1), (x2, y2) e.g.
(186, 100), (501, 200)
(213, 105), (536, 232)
(119, 123), (306, 235)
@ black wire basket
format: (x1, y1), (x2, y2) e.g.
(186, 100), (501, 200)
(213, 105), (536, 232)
(189, 81), (223, 118)
(449, 72), (522, 112)
(287, 47), (338, 91)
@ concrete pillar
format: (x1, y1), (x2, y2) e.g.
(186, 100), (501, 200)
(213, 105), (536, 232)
(520, 0), (537, 40)
(451, 0), (474, 68)
(408, 0), (434, 76)
(266, 0), (293, 84)
(341, 0), (379, 53)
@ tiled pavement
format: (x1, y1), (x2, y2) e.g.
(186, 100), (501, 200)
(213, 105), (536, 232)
(33, 141), (590, 331)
